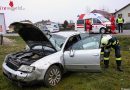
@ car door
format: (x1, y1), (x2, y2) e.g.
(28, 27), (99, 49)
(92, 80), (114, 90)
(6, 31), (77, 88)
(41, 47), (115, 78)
(92, 18), (102, 33)
(64, 34), (102, 72)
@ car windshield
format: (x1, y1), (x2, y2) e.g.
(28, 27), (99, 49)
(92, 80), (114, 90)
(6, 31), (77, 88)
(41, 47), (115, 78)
(98, 16), (109, 22)
(48, 34), (66, 51)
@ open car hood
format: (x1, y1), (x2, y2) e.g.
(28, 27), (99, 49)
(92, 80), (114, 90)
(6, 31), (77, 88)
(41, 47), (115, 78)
(10, 22), (57, 51)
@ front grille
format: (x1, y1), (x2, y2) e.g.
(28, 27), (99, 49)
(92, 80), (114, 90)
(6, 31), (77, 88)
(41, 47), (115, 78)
(6, 57), (20, 70)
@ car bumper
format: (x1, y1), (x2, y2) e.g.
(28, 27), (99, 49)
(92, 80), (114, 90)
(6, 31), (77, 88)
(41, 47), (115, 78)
(2, 63), (45, 85)
(3, 71), (41, 86)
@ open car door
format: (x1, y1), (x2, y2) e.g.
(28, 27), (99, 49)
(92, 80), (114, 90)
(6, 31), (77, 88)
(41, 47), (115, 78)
(64, 34), (102, 72)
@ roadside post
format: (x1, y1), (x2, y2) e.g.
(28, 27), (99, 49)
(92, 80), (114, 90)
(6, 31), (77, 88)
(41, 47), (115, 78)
(0, 34), (3, 45)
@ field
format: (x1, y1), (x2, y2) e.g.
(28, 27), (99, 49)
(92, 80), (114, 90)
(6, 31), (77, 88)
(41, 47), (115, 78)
(0, 36), (130, 90)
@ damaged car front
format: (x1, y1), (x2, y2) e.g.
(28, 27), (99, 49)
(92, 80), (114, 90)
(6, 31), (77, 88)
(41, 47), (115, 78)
(2, 22), (64, 86)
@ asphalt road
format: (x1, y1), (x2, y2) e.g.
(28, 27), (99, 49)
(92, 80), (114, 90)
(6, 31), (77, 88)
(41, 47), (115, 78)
(113, 30), (130, 35)
(3, 30), (130, 36)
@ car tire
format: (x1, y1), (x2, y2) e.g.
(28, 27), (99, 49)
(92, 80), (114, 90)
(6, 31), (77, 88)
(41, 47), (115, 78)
(100, 28), (106, 34)
(44, 65), (62, 87)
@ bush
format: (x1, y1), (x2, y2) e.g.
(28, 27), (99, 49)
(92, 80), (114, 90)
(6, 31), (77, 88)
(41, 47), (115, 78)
(123, 23), (130, 30)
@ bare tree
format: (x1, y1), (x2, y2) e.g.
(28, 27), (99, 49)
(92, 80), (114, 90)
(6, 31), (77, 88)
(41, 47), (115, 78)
(63, 20), (68, 29)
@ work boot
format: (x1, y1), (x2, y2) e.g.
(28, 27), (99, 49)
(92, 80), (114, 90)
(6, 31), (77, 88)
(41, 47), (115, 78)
(116, 60), (123, 72)
(104, 60), (109, 69)
(104, 65), (109, 68)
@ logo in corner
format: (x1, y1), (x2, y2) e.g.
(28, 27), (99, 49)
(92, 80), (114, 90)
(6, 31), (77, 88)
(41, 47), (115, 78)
(0, 0), (25, 11)
(9, 1), (14, 7)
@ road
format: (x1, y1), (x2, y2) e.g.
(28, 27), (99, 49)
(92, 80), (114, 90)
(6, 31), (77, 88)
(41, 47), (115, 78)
(3, 30), (130, 36)
(113, 30), (130, 35)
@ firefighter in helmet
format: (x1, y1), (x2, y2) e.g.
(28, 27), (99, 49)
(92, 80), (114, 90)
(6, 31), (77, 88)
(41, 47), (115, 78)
(101, 35), (123, 71)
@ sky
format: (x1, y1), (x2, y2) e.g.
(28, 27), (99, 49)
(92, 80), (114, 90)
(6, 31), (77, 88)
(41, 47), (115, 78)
(0, 0), (130, 27)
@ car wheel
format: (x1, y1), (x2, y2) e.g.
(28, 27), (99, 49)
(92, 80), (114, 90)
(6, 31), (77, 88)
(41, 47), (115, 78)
(44, 65), (62, 87)
(100, 28), (106, 34)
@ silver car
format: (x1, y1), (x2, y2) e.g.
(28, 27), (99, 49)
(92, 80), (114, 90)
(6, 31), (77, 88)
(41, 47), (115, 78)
(2, 22), (102, 87)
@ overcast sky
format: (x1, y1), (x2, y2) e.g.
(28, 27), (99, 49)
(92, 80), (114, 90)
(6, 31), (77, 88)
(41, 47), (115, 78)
(0, 0), (130, 27)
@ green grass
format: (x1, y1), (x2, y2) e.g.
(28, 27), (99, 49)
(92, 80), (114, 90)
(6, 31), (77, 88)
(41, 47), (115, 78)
(0, 36), (130, 90)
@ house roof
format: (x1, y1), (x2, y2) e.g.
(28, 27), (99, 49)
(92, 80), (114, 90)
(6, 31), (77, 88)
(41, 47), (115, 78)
(20, 20), (33, 24)
(115, 3), (130, 14)
(34, 20), (51, 25)
(91, 10), (111, 19)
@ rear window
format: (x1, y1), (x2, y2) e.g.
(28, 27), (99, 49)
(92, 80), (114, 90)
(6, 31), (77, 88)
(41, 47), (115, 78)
(77, 20), (84, 24)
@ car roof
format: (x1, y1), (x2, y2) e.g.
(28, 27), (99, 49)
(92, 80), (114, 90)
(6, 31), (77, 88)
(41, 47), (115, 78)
(52, 31), (83, 38)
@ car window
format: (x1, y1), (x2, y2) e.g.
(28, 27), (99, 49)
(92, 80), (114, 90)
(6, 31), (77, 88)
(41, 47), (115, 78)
(54, 25), (58, 28)
(64, 35), (81, 51)
(93, 18), (101, 24)
(93, 18), (97, 24)
(97, 19), (101, 24)
(98, 16), (109, 22)
(49, 34), (66, 51)
(71, 35), (101, 50)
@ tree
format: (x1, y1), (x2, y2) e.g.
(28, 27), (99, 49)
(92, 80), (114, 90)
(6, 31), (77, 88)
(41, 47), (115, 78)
(63, 20), (68, 29)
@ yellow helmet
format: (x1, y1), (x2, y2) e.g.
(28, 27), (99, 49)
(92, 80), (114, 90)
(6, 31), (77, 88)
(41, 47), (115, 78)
(101, 37), (108, 45)
(101, 35), (112, 45)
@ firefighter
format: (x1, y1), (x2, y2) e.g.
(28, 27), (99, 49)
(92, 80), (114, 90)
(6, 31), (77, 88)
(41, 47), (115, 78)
(101, 35), (123, 71)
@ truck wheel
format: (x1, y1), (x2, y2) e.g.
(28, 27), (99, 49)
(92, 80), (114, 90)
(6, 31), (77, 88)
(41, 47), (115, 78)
(44, 65), (62, 87)
(100, 28), (106, 34)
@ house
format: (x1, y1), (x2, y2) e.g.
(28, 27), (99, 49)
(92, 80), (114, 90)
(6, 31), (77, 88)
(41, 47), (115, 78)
(20, 20), (33, 24)
(114, 3), (130, 23)
(34, 20), (60, 32)
(34, 20), (51, 30)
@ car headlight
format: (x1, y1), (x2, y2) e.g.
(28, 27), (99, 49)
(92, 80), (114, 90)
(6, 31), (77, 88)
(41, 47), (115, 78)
(4, 55), (9, 62)
(18, 65), (35, 73)
(4, 54), (11, 63)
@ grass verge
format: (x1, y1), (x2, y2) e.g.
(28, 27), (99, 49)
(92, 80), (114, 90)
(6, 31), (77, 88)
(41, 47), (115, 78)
(0, 36), (130, 90)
